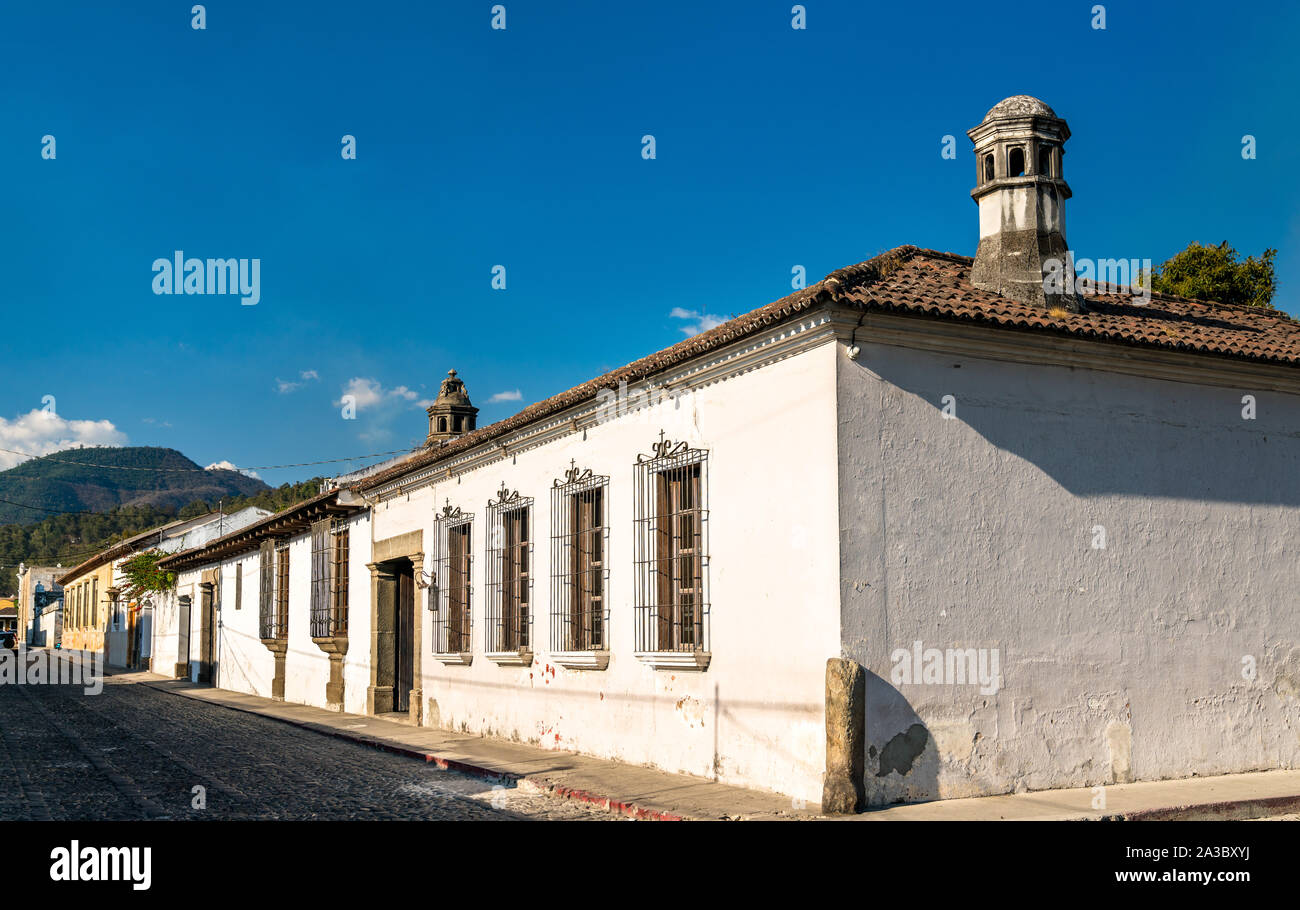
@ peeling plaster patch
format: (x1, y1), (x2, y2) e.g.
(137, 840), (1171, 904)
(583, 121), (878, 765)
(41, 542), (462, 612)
(876, 723), (928, 776)
(1106, 721), (1132, 784)
(1270, 645), (1300, 702)
(675, 696), (705, 729)
(930, 722), (977, 765)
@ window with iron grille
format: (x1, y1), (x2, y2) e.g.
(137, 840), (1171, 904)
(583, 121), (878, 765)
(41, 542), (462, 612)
(486, 485), (533, 654)
(276, 541), (290, 638)
(430, 502), (473, 655)
(634, 433), (709, 655)
(331, 521), (349, 634)
(310, 519), (330, 637)
(309, 518), (350, 638)
(259, 539), (289, 640)
(550, 462), (609, 653)
(234, 563), (242, 611)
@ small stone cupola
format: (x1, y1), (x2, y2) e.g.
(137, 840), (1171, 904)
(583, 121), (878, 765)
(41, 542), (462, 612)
(425, 369), (479, 445)
(968, 95), (1080, 311)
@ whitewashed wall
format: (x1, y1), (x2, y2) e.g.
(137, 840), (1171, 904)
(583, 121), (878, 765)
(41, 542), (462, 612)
(838, 335), (1300, 805)
(150, 575), (191, 675)
(278, 513), (371, 710)
(341, 513), (373, 715)
(369, 338), (842, 802)
(211, 553), (275, 697)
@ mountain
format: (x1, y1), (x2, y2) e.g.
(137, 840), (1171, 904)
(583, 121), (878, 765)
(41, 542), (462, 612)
(0, 446), (271, 526)
(0, 477), (325, 596)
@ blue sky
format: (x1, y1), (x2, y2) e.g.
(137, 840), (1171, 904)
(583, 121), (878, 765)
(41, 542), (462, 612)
(1, 0), (1296, 487)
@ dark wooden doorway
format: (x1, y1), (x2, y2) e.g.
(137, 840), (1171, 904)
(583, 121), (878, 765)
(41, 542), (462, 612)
(127, 604), (140, 669)
(176, 595), (192, 679)
(198, 583), (216, 683)
(393, 564), (415, 714)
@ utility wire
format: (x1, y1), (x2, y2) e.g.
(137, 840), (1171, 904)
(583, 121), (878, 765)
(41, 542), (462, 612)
(0, 539), (125, 570)
(0, 445), (415, 515)
(0, 445), (416, 474)
(0, 496), (92, 515)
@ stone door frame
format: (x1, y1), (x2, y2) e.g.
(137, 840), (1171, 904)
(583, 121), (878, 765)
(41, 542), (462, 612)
(366, 530), (425, 724)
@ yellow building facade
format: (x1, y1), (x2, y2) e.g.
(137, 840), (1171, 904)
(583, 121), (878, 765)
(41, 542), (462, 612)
(57, 560), (116, 653)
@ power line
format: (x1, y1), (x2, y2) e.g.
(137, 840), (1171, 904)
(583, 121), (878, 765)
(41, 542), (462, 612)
(0, 445), (416, 474)
(0, 541), (118, 570)
(0, 496), (93, 515)
(0, 444), (415, 515)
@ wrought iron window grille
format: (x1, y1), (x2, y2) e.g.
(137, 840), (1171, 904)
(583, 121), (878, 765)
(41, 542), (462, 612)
(310, 518), (351, 638)
(486, 484), (533, 655)
(550, 459), (610, 654)
(259, 538), (291, 641)
(431, 500), (474, 655)
(633, 431), (710, 658)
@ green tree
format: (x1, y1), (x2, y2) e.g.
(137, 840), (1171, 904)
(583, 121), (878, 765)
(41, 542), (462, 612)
(118, 549), (176, 599)
(1145, 242), (1277, 308)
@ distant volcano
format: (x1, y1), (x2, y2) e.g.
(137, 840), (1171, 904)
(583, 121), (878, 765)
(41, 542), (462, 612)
(0, 446), (269, 526)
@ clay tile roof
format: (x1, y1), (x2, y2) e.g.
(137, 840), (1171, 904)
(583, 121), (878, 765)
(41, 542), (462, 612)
(358, 246), (1297, 490)
(844, 247), (1300, 365)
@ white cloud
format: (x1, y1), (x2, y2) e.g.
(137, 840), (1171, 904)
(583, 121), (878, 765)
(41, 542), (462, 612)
(337, 377), (382, 410)
(335, 377), (423, 411)
(670, 307), (726, 337)
(0, 410), (128, 470)
(337, 377), (381, 410)
(277, 369), (321, 394)
(204, 460), (262, 480)
(489, 389), (523, 403)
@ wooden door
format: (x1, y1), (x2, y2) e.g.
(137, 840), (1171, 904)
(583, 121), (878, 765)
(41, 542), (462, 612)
(394, 566), (414, 713)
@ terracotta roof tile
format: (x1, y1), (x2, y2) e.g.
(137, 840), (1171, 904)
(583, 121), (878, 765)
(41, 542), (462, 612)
(848, 249), (1300, 364)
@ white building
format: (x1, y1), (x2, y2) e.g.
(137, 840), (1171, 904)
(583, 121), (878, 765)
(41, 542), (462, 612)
(126, 505), (273, 678)
(14, 564), (63, 647)
(155, 97), (1300, 809)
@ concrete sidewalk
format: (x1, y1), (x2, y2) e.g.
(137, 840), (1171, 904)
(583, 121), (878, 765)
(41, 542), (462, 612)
(115, 664), (1300, 822)
(855, 769), (1300, 821)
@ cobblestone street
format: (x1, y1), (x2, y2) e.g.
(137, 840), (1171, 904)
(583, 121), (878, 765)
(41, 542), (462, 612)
(0, 668), (617, 821)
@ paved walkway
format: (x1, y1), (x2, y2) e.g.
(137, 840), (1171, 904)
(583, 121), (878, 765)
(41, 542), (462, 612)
(116, 662), (1300, 822)
(855, 769), (1300, 821)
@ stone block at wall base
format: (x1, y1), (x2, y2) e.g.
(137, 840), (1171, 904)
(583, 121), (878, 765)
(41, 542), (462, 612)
(822, 657), (866, 814)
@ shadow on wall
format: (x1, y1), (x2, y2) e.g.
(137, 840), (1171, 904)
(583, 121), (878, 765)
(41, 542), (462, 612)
(862, 670), (938, 807)
(860, 353), (1300, 506)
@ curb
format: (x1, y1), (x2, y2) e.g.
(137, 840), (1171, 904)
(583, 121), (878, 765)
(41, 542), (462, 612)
(1101, 792), (1300, 822)
(136, 678), (687, 821)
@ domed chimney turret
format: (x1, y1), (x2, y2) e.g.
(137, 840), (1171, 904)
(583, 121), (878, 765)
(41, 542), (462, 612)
(968, 95), (1080, 311)
(425, 369), (478, 445)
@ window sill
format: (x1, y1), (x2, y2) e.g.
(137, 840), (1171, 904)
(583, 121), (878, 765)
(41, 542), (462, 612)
(635, 651), (711, 671)
(485, 649), (533, 667)
(552, 650), (610, 670)
(433, 651), (473, 666)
